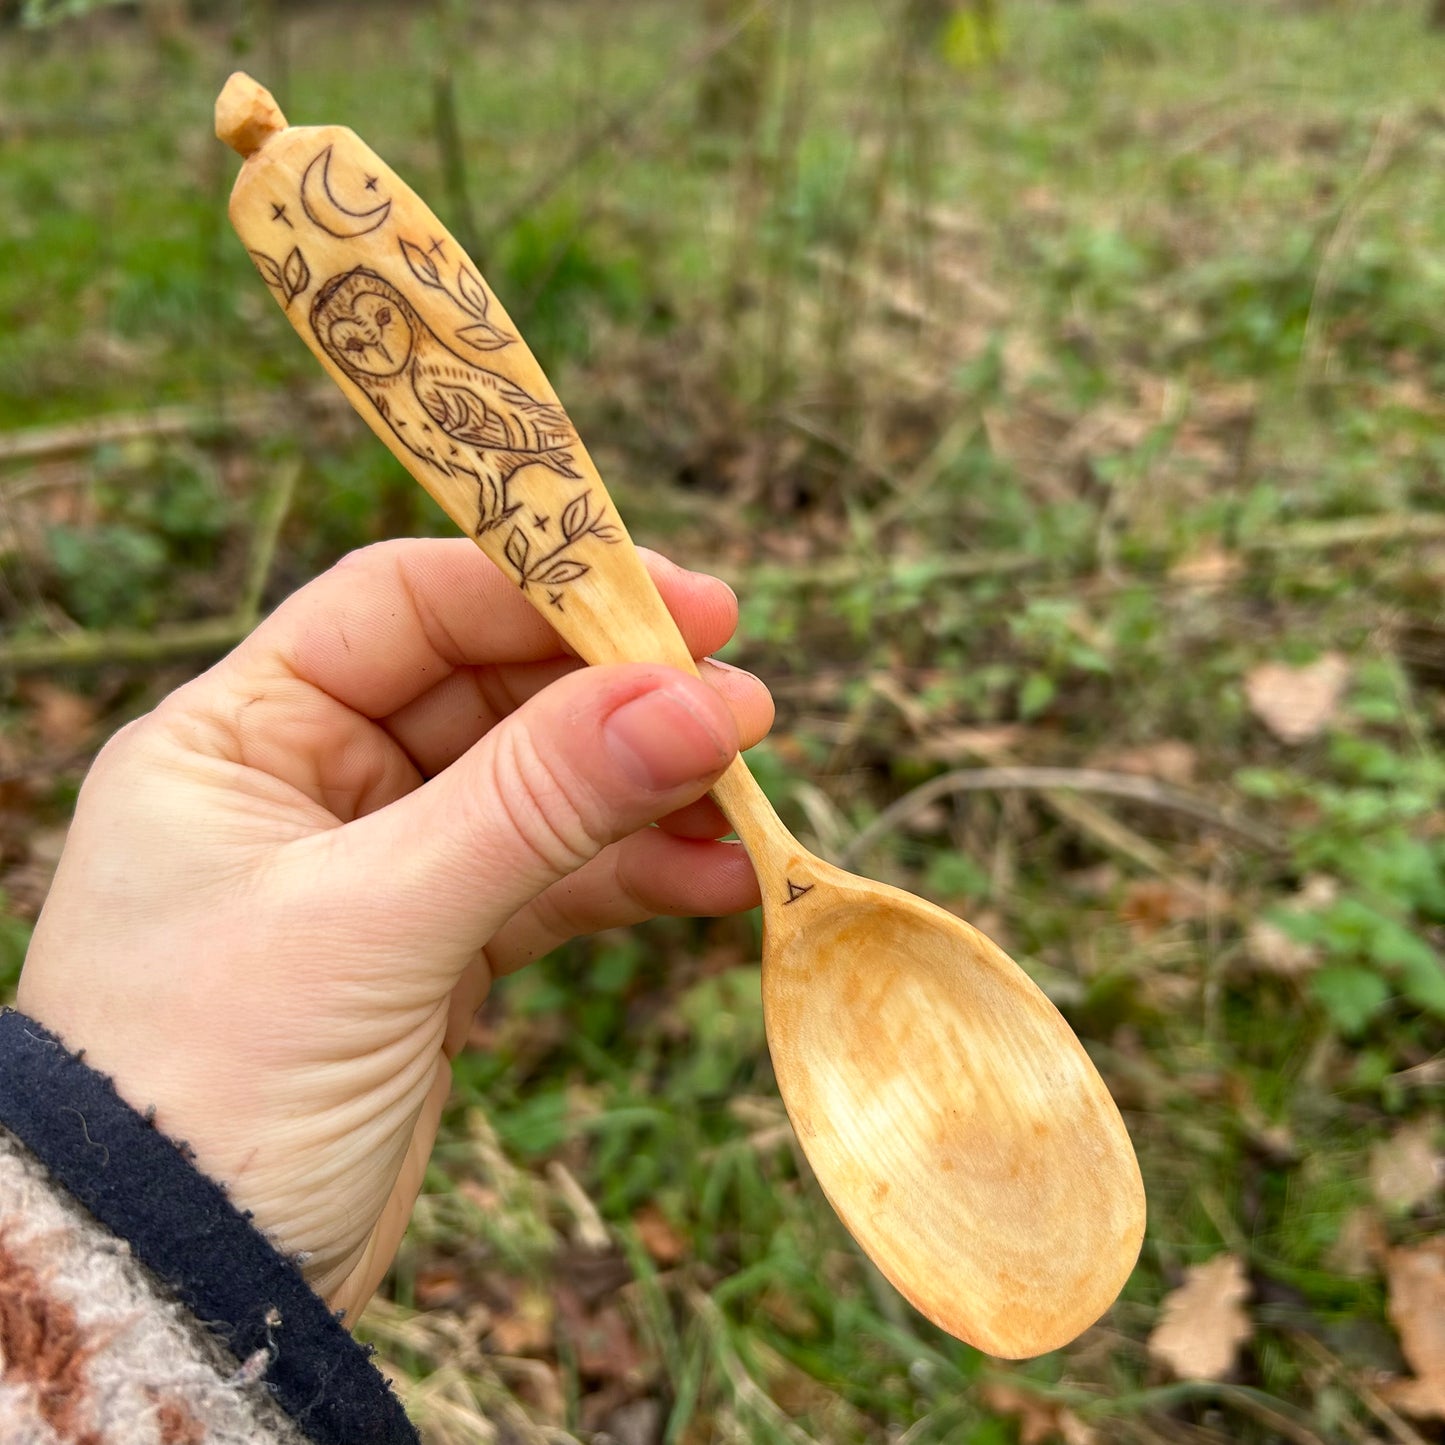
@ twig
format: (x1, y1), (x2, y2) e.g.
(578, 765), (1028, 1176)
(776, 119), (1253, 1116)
(0, 617), (253, 673)
(1386, 1052), (1445, 1090)
(1290, 1332), (1433, 1445)
(1, 459), (301, 675)
(0, 462), (91, 500)
(0, 398), (267, 465)
(430, 6), (480, 260)
(488, 0), (780, 235)
(544, 1160), (610, 1254)
(238, 459), (302, 623)
(1078, 1382), (1328, 1441)
(839, 766), (1282, 871)
(873, 409), (982, 530)
(700, 508), (1445, 602)
(709, 509), (1445, 604)
(1047, 787), (1208, 895)
(780, 407), (982, 531)
(713, 548), (1040, 593)
(1301, 112), (1413, 382)
(1244, 512), (1445, 552)
(782, 412), (907, 496)
(896, 1400), (973, 1445)
(1209, 1388), (1326, 1445)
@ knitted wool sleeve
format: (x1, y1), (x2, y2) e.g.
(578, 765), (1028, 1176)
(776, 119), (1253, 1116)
(0, 1125), (311, 1444)
(0, 1011), (420, 1445)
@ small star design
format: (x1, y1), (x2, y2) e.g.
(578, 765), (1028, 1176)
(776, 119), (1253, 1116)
(531, 514), (550, 530)
(427, 236), (447, 259)
(364, 175), (379, 191)
(271, 202), (294, 229)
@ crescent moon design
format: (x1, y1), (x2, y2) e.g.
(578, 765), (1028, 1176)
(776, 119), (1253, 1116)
(300, 145), (392, 239)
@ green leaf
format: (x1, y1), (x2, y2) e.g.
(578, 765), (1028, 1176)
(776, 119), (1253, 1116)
(1310, 966), (1391, 1037)
(1394, 949), (1445, 1019)
(675, 967), (764, 1098)
(492, 1088), (571, 1158)
(925, 852), (990, 902)
(1019, 672), (1056, 720)
(591, 940), (641, 996)
(1372, 919), (1438, 975)
(1235, 767), (1294, 800)
(0, 894), (31, 996)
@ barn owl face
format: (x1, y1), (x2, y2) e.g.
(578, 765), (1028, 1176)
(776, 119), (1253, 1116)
(312, 271), (416, 379)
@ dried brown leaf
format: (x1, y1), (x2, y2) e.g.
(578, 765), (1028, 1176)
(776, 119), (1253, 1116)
(19, 680), (98, 753)
(1297, 874), (1340, 908)
(600, 1398), (664, 1445)
(1118, 879), (1214, 935)
(980, 1381), (1097, 1445)
(1147, 1253), (1252, 1381)
(757, 1285), (818, 1337)
(556, 1287), (647, 1386)
(1369, 1119), (1443, 1214)
(1092, 739), (1199, 786)
(456, 1178), (501, 1213)
(632, 1203), (688, 1267)
(1245, 919), (1319, 977)
(1325, 1206), (1388, 1278)
(1244, 654), (1350, 744)
(412, 1260), (472, 1313)
(487, 1282), (555, 1357)
(918, 724), (1028, 764)
(1170, 549), (1243, 587)
(1382, 1237), (1445, 1419)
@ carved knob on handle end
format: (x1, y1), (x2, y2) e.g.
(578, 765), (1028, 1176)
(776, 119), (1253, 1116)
(215, 72), (289, 158)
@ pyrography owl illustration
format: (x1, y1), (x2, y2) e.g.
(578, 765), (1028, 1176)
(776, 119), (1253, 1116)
(311, 268), (579, 532)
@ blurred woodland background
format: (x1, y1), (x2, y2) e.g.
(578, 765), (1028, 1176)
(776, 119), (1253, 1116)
(3, 1), (1445, 1441)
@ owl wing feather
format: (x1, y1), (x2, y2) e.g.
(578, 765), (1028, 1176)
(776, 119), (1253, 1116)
(490, 376), (573, 430)
(421, 380), (514, 451)
(423, 375), (575, 455)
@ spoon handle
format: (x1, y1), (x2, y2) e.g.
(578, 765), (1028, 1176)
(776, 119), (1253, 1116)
(218, 72), (804, 880)
(219, 73), (705, 680)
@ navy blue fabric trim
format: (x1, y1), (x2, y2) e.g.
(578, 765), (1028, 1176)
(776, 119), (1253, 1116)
(0, 1009), (417, 1445)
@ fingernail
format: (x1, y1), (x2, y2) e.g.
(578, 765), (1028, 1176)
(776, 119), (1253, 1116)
(604, 681), (737, 792)
(701, 656), (755, 680)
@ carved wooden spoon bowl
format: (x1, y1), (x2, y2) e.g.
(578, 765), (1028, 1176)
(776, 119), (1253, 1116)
(730, 829), (1142, 1354)
(217, 71), (1145, 1358)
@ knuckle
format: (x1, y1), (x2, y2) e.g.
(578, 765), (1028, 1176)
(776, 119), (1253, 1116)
(486, 725), (605, 877)
(334, 538), (405, 573)
(528, 882), (584, 944)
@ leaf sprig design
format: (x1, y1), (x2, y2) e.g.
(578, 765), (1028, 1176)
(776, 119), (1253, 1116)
(249, 246), (311, 307)
(560, 492), (620, 546)
(501, 490), (621, 605)
(400, 238), (515, 352)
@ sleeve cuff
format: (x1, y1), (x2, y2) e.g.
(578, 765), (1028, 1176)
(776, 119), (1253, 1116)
(0, 1008), (417, 1445)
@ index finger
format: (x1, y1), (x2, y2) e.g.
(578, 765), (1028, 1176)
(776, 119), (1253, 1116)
(224, 537), (739, 720)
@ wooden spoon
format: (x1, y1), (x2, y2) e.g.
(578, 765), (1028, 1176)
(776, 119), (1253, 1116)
(217, 73), (1144, 1358)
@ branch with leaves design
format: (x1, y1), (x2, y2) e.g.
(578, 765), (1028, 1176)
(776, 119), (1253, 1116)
(399, 237), (515, 352)
(501, 491), (620, 607)
(249, 245), (310, 306)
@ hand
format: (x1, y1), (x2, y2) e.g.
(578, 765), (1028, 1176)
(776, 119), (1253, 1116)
(18, 539), (772, 1320)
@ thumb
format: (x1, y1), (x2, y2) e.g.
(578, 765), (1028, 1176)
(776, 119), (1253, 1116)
(333, 663), (740, 957)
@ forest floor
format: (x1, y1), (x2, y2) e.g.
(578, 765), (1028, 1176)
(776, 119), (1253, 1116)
(3, 2), (1445, 1441)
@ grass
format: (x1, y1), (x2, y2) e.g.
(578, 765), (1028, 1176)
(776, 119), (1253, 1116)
(4, 0), (1445, 1440)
